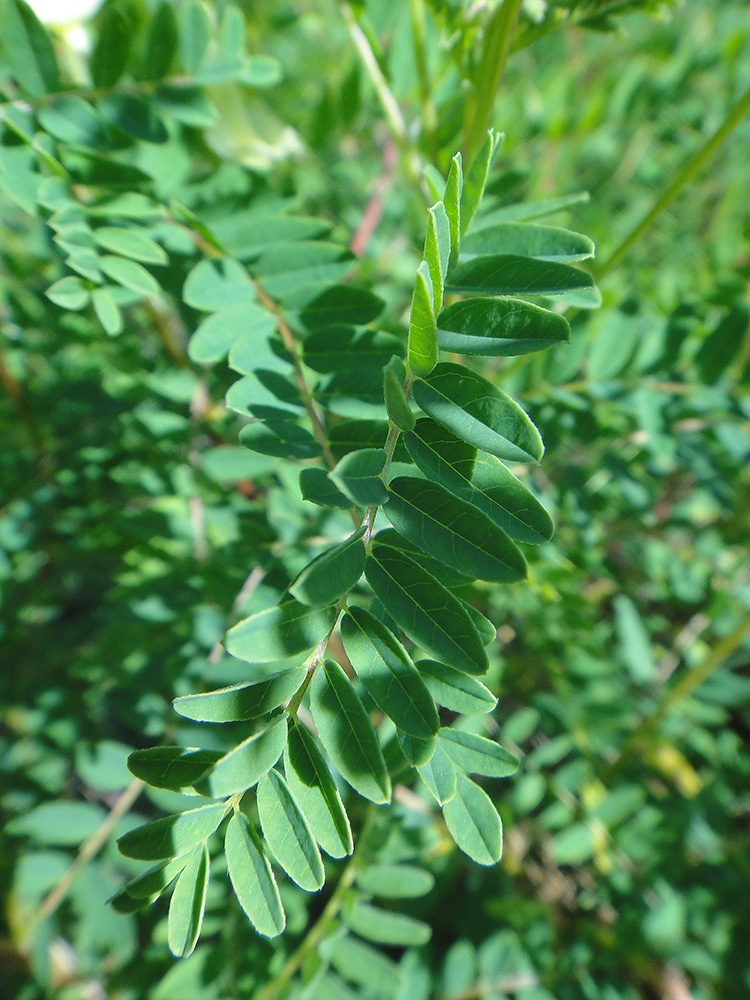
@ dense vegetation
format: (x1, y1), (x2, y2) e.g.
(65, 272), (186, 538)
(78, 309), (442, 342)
(1, 1), (749, 999)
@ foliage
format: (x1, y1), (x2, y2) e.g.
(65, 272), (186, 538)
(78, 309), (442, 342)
(1, 1), (749, 999)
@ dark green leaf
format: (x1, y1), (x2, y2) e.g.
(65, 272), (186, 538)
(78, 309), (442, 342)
(284, 720), (353, 859)
(99, 94), (169, 145)
(343, 901), (431, 946)
(418, 741), (456, 804)
(0, 0), (59, 98)
(120, 856), (188, 900)
(341, 606), (440, 739)
(438, 297), (570, 356)
(385, 476), (527, 583)
(412, 362), (544, 463)
(299, 467), (351, 509)
(173, 670), (305, 723)
(418, 660), (497, 715)
(302, 327), (403, 374)
(144, 1), (178, 80)
(117, 802), (227, 861)
(440, 729), (519, 777)
(355, 864), (435, 899)
(90, 3), (131, 88)
(127, 747), (221, 789)
(397, 730), (436, 767)
(365, 543), (488, 675)
(442, 773), (503, 865)
(289, 528), (366, 607)
(225, 811), (285, 937)
(239, 420), (321, 460)
(300, 285), (384, 330)
(195, 716), (287, 798)
(461, 222), (594, 262)
(405, 419), (554, 543)
(407, 261), (437, 377)
(310, 660), (391, 804)
(329, 449), (388, 506)
(257, 769), (324, 891)
(225, 600), (337, 664)
(167, 843), (209, 958)
(446, 254), (594, 297)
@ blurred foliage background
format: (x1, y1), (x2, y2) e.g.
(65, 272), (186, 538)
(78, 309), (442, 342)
(1, 0), (749, 998)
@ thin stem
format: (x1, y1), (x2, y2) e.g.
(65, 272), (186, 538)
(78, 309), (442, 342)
(462, 0), (524, 165)
(596, 83), (750, 280)
(253, 806), (377, 1000)
(410, 0), (439, 161)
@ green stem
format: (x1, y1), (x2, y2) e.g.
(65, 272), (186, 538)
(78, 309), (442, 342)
(253, 806), (377, 1000)
(462, 0), (524, 165)
(410, 0), (439, 161)
(596, 83), (750, 280)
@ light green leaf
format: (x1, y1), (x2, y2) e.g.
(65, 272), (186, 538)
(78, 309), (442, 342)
(439, 729), (519, 778)
(38, 97), (106, 147)
(167, 843), (209, 958)
(329, 935), (401, 995)
(383, 360), (415, 431)
(444, 153), (462, 270)
(195, 716), (287, 798)
(397, 730), (436, 767)
(418, 741), (456, 804)
(341, 606), (440, 739)
(438, 297), (570, 357)
(424, 202), (451, 313)
(94, 227), (167, 264)
(0, 0), (59, 98)
(91, 288), (123, 335)
(329, 449), (388, 506)
(442, 772), (503, 865)
(289, 528), (366, 607)
(366, 543), (488, 675)
(446, 254), (595, 297)
(257, 769), (324, 891)
(614, 595), (655, 683)
(127, 747), (221, 790)
(119, 856), (189, 901)
(178, 0), (210, 73)
(355, 864), (435, 899)
(412, 362), (544, 464)
(475, 191), (590, 227)
(117, 802), (227, 861)
(405, 419), (553, 543)
(225, 812), (285, 937)
(46, 276), (89, 311)
(173, 670), (304, 723)
(188, 303), (275, 364)
(310, 660), (391, 804)
(407, 261), (437, 377)
(418, 660), (497, 715)
(225, 600), (337, 664)
(100, 256), (160, 297)
(460, 130), (498, 235)
(385, 477), (527, 583)
(461, 222), (594, 262)
(343, 901), (431, 947)
(284, 720), (353, 859)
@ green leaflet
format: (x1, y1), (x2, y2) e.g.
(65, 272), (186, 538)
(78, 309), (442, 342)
(310, 660), (391, 804)
(225, 811), (285, 937)
(93, 226), (167, 264)
(119, 856), (189, 901)
(459, 600), (496, 647)
(407, 261), (438, 377)
(460, 130), (498, 235)
(46, 277), (89, 311)
(144, 1), (179, 81)
(100, 255), (160, 297)
(189, 303), (276, 364)
(195, 716), (287, 798)
(167, 843), (209, 958)
(289, 528), (367, 607)
(299, 467), (351, 509)
(417, 660), (497, 715)
(405, 418), (554, 544)
(302, 327), (403, 374)
(329, 448), (389, 506)
(225, 600), (337, 664)
(355, 864), (435, 899)
(343, 901), (431, 947)
(383, 361), (415, 431)
(475, 190), (590, 227)
(365, 543), (488, 675)
(0, 0), (59, 98)
(257, 769), (324, 891)
(38, 97), (107, 147)
(299, 285), (385, 330)
(418, 741), (456, 804)
(442, 772), (503, 865)
(117, 802), (228, 861)
(284, 721), (353, 859)
(183, 257), (255, 312)
(437, 298), (570, 357)
(424, 202), (451, 313)
(173, 669), (305, 723)
(329, 935), (401, 996)
(340, 606), (440, 739)
(91, 288), (123, 335)
(412, 363), (544, 464)
(460, 222), (594, 262)
(446, 254), (595, 297)
(178, 0), (211, 73)
(127, 746), (221, 790)
(369, 526), (472, 590)
(444, 153), (462, 270)
(385, 476), (527, 583)
(239, 419), (320, 459)
(439, 729), (519, 777)
(397, 730), (436, 767)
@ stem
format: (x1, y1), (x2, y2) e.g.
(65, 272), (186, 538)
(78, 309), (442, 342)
(253, 806), (377, 1000)
(596, 83), (750, 280)
(410, 0), (439, 161)
(462, 0), (524, 165)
